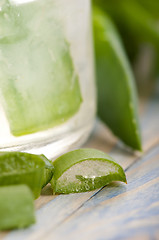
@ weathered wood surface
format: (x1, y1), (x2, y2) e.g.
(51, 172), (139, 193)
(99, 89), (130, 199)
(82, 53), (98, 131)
(0, 92), (159, 240)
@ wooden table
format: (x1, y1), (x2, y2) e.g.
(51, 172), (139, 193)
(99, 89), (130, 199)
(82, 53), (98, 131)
(1, 91), (159, 240)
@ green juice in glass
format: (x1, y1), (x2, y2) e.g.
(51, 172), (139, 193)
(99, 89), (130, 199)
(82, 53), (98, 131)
(0, 0), (96, 157)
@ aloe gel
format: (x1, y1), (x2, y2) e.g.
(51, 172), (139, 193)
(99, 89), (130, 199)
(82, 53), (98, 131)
(51, 148), (126, 193)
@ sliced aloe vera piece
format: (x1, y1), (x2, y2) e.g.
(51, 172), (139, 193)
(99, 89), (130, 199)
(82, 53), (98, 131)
(0, 185), (35, 230)
(0, 0), (82, 136)
(93, 6), (142, 150)
(40, 154), (54, 188)
(51, 148), (126, 194)
(0, 152), (45, 198)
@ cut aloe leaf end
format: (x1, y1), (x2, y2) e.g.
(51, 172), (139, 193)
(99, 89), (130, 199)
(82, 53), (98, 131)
(93, 6), (142, 151)
(0, 152), (46, 198)
(0, 185), (35, 230)
(50, 148), (126, 194)
(40, 154), (54, 188)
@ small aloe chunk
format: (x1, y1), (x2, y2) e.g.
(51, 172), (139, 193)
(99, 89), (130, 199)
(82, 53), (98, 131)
(51, 148), (126, 194)
(0, 185), (35, 230)
(0, 151), (45, 198)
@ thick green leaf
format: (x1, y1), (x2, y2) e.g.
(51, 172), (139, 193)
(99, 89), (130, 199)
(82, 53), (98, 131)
(93, 6), (142, 150)
(93, 0), (159, 70)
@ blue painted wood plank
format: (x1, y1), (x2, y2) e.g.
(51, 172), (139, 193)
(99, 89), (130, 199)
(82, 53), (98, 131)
(4, 146), (159, 240)
(42, 145), (159, 240)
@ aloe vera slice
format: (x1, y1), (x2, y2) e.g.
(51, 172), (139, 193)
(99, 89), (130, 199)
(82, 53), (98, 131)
(51, 148), (126, 194)
(0, 0), (82, 136)
(0, 185), (35, 230)
(0, 152), (45, 198)
(93, 6), (142, 150)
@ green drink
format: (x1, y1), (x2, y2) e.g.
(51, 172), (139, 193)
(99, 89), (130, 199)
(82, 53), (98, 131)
(0, 0), (96, 157)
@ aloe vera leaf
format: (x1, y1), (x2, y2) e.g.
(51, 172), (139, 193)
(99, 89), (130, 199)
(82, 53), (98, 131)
(97, 0), (159, 88)
(0, 151), (45, 199)
(136, 0), (159, 21)
(0, 185), (35, 230)
(0, 0), (82, 136)
(51, 148), (126, 194)
(93, 0), (159, 62)
(93, 0), (159, 47)
(93, 6), (142, 150)
(118, 0), (159, 48)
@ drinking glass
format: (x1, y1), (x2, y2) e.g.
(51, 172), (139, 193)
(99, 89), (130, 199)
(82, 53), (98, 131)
(0, 0), (96, 158)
